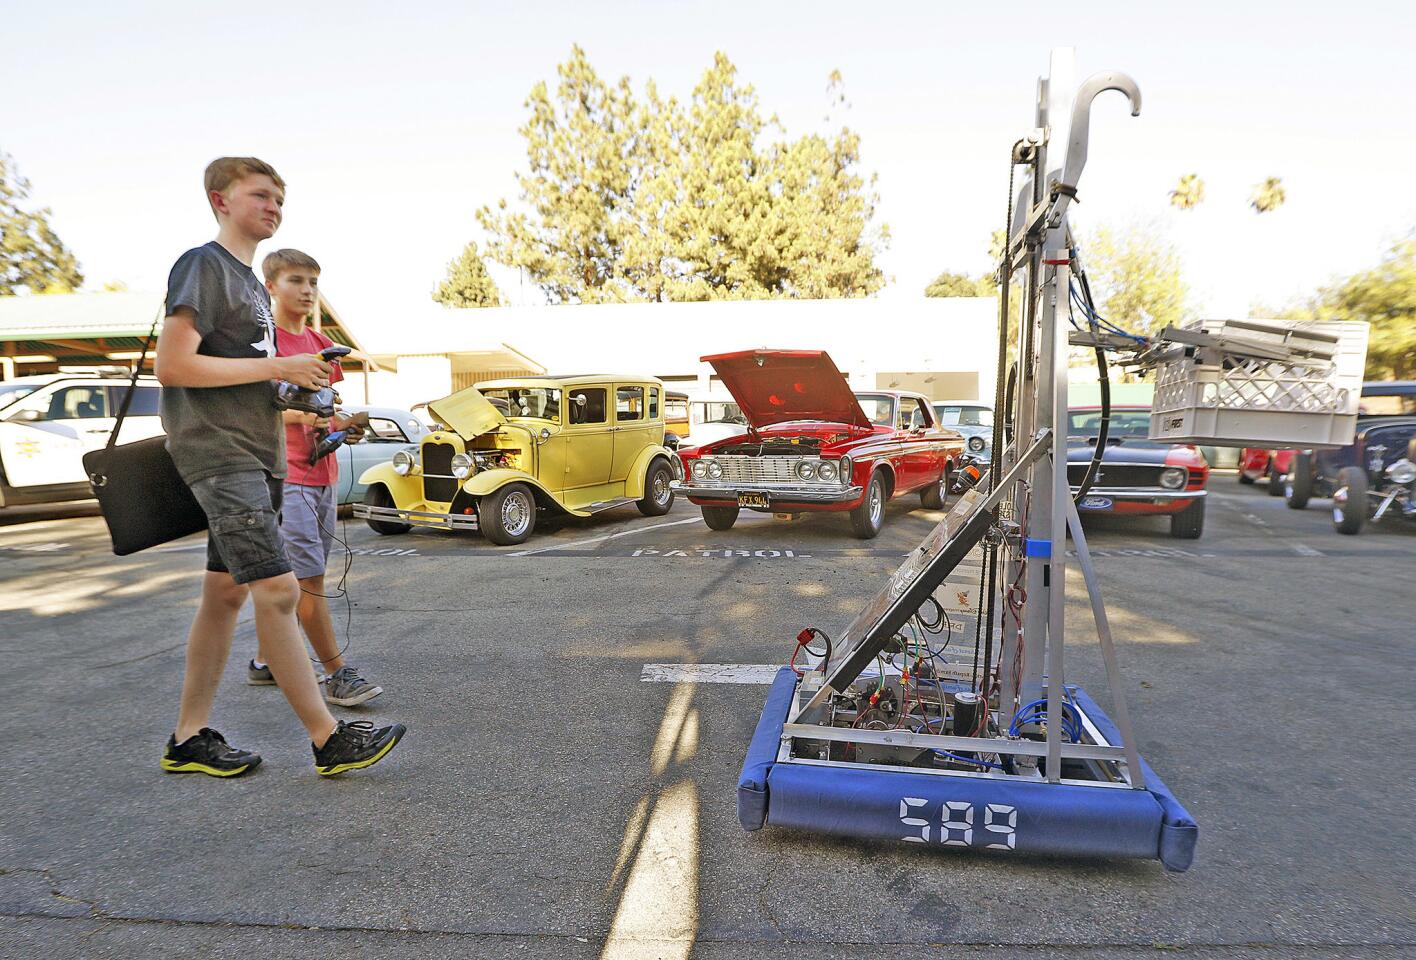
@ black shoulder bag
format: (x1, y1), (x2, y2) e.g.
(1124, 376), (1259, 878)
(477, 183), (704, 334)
(82, 309), (208, 555)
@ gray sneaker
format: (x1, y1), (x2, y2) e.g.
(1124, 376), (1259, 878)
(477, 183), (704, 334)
(247, 659), (275, 685)
(322, 666), (383, 707)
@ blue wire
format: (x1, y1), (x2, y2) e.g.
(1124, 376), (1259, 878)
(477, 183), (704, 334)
(1009, 704), (1082, 738)
(1068, 282), (1147, 343)
(915, 718), (1005, 770)
(1009, 698), (1083, 742)
(936, 750), (1004, 771)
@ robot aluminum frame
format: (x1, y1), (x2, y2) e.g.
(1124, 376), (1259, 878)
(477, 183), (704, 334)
(793, 428), (1052, 720)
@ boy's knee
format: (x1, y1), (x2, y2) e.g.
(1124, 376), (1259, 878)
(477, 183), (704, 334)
(202, 572), (249, 610)
(249, 574), (300, 614)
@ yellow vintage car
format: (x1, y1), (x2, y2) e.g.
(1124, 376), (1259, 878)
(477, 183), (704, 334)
(353, 375), (681, 545)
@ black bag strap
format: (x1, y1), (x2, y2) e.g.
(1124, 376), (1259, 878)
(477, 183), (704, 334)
(107, 303), (165, 450)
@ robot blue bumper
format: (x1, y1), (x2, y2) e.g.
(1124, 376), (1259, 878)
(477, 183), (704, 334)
(737, 668), (1197, 872)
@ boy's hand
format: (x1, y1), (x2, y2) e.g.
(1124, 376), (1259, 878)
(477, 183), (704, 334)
(332, 411), (368, 442)
(277, 354), (333, 390)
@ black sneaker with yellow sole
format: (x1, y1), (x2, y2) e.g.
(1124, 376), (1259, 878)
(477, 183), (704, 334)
(313, 719), (405, 776)
(161, 728), (261, 777)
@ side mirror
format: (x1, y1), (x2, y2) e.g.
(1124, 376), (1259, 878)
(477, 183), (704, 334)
(9, 408), (43, 423)
(574, 395), (587, 408)
(540, 427), (552, 441)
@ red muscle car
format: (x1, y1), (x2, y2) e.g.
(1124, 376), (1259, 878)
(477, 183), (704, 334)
(674, 350), (965, 538)
(1068, 406), (1210, 538)
(1237, 448), (1294, 496)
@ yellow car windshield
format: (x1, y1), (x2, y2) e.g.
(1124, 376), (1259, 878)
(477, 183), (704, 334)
(482, 388), (562, 423)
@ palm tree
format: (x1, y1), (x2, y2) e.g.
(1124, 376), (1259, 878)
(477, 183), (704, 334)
(1168, 174), (1206, 210)
(1250, 177), (1286, 213)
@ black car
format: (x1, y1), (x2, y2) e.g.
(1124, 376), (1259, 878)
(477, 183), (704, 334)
(1327, 429), (1416, 534)
(1285, 382), (1416, 514)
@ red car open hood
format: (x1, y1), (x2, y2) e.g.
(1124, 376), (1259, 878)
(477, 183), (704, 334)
(702, 349), (872, 430)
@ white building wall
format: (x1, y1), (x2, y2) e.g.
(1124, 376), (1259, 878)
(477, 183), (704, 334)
(371, 355), (451, 411)
(500, 296), (1000, 403)
(352, 296), (1001, 410)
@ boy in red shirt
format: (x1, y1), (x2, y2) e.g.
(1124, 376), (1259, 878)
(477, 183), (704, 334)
(247, 248), (384, 706)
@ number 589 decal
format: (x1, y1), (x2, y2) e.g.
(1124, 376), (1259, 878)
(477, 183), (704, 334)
(900, 798), (1017, 849)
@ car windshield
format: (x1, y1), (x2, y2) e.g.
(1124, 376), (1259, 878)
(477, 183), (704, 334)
(1359, 395), (1416, 416)
(855, 394), (895, 427)
(1068, 409), (1153, 439)
(0, 384), (37, 409)
(481, 387), (561, 423)
(695, 401), (747, 425)
(935, 405), (993, 427)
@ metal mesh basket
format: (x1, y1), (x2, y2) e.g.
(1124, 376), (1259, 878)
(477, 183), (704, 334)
(1148, 318), (1369, 448)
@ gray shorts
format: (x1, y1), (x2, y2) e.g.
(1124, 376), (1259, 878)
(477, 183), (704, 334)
(189, 470), (292, 585)
(280, 482), (336, 580)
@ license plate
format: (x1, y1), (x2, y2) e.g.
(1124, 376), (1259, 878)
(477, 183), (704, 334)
(1078, 496), (1113, 511)
(738, 492), (770, 509)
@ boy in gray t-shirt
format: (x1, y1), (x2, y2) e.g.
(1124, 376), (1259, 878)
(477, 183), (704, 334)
(154, 157), (405, 778)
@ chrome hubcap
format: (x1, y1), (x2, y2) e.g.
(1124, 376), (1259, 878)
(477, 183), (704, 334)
(653, 473), (670, 503)
(870, 483), (883, 524)
(502, 491), (532, 535)
(1333, 486), (1347, 522)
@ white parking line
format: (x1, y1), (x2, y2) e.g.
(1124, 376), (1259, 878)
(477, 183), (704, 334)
(1291, 542), (1325, 557)
(508, 517), (702, 557)
(641, 663), (784, 684)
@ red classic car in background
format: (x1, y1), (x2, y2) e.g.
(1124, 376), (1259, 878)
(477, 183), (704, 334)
(1237, 447), (1294, 496)
(673, 350), (964, 539)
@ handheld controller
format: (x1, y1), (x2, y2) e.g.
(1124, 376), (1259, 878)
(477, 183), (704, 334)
(309, 429), (349, 465)
(309, 411), (370, 466)
(274, 345), (352, 419)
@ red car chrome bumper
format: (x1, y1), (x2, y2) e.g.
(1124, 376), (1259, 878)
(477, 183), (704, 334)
(1072, 487), (1206, 515)
(674, 480), (864, 509)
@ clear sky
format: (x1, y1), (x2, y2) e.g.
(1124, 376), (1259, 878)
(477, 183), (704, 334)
(4, 1), (1413, 336)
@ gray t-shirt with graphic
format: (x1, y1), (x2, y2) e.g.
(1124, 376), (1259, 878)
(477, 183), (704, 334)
(160, 241), (285, 483)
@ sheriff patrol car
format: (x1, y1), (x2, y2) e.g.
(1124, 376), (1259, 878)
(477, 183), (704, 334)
(0, 370), (163, 508)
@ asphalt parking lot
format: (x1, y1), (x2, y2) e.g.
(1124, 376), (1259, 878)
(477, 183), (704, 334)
(2, 476), (1414, 959)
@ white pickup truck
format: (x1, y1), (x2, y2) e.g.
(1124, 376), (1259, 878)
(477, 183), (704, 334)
(0, 371), (164, 508)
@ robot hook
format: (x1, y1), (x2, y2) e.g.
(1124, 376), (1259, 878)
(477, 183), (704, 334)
(1058, 71), (1142, 206)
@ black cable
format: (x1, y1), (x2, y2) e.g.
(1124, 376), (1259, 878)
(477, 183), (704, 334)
(1071, 260), (1111, 502)
(1003, 362), (1017, 447)
(916, 594), (946, 632)
(296, 477), (356, 668)
(981, 138), (1031, 709)
(989, 139), (1023, 491)
(971, 547), (986, 688)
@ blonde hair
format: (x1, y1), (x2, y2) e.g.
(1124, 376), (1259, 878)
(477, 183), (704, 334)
(261, 248), (321, 283)
(204, 157), (285, 217)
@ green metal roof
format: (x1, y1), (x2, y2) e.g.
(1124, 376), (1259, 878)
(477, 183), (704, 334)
(0, 292), (166, 342)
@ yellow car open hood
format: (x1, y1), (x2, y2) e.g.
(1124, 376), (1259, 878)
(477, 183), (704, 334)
(427, 387), (507, 439)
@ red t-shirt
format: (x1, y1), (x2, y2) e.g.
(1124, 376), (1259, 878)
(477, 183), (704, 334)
(276, 325), (344, 487)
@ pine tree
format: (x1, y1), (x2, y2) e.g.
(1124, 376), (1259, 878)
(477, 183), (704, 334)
(476, 48), (886, 303)
(432, 241), (503, 307)
(0, 150), (83, 295)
